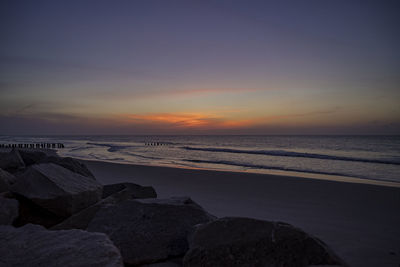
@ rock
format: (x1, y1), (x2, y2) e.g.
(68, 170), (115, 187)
(0, 149), (25, 172)
(42, 156), (95, 178)
(51, 187), (133, 230)
(0, 196), (18, 225)
(16, 150), (95, 178)
(145, 264), (181, 267)
(102, 182), (157, 199)
(0, 191), (14, 198)
(87, 197), (215, 266)
(11, 163), (103, 217)
(18, 150), (48, 166)
(0, 224), (123, 267)
(0, 178), (8, 193)
(183, 217), (346, 267)
(138, 197), (201, 206)
(0, 168), (17, 192)
(13, 194), (65, 228)
(143, 258), (183, 267)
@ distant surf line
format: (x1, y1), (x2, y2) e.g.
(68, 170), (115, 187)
(181, 146), (400, 165)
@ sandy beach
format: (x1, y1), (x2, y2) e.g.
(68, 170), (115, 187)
(84, 160), (400, 267)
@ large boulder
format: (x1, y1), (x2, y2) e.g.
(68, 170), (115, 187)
(0, 196), (18, 225)
(52, 187), (133, 230)
(0, 149), (25, 172)
(42, 156), (95, 178)
(18, 150), (48, 166)
(17, 150), (95, 178)
(13, 194), (66, 228)
(143, 259), (183, 267)
(0, 224), (123, 267)
(0, 168), (17, 192)
(11, 163), (103, 217)
(102, 182), (157, 199)
(87, 197), (215, 266)
(183, 217), (346, 267)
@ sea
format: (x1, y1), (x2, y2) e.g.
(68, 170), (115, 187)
(1, 135), (400, 184)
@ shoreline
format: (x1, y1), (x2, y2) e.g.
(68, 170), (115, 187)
(3, 139), (400, 187)
(83, 158), (400, 267)
(78, 157), (400, 188)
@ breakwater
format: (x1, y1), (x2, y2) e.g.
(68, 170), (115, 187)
(0, 143), (65, 149)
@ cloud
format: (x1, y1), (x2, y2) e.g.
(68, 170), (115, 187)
(0, 55), (170, 95)
(0, 107), (341, 133)
(117, 112), (256, 129)
(0, 55), (150, 78)
(14, 104), (36, 114)
(1, 110), (399, 135)
(163, 87), (264, 97)
(262, 107), (341, 121)
(83, 86), (270, 101)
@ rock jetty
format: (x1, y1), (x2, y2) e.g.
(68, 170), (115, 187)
(0, 149), (347, 266)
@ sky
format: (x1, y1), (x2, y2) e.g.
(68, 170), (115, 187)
(1, 0), (399, 135)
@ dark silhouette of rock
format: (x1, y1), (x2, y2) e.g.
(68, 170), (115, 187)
(102, 182), (157, 199)
(0, 196), (18, 225)
(0, 179), (8, 193)
(11, 163), (102, 217)
(0, 168), (17, 193)
(183, 217), (346, 267)
(143, 258), (183, 266)
(0, 149), (25, 172)
(51, 187), (133, 230)
(12, 194), (65, 228)
(42, 156), (95, 178)
(87, 197), (215, 266)
(18, 150), (48, 166)
(0, 224), (123, 267)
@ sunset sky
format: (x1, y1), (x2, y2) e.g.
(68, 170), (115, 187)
(1, 0), (399, 134)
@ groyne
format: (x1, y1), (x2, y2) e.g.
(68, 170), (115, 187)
(0, 143), (65, 149)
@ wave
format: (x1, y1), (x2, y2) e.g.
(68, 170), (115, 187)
(87, 142), (134, 152)
(88, 153), (124, 161)
(69, 146), (93, 152)
(123, 152), (163, 160)
(87, 142), (163, 160)
(181, 146), (400, 165)
(184, 159), (367, 180)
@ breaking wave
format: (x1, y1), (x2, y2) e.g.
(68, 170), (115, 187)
(181, 146), (400, 165)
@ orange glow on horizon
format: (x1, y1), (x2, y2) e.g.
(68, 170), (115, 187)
(116, 113), (259, 129)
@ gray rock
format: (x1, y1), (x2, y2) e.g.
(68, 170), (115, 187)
(0, 168), (17, 192)
(102, 182), (157, 199)
(183, 217), (346, 267)
(43, 156), (95, 178)
(87, 197), (215, 266)
(17, 150), (94, 178)
(51, 187), (133, 230)
(0, 149), (25, 172)
(0, 196), (18, 225)
(0, 224), (123, 267)
(11, 163), (103, 217)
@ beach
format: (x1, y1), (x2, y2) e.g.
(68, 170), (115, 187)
(3, 0), (399, 265)
(85, 159), (400, 267)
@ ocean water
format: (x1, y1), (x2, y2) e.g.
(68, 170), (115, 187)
(1, 135), (400, 184)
